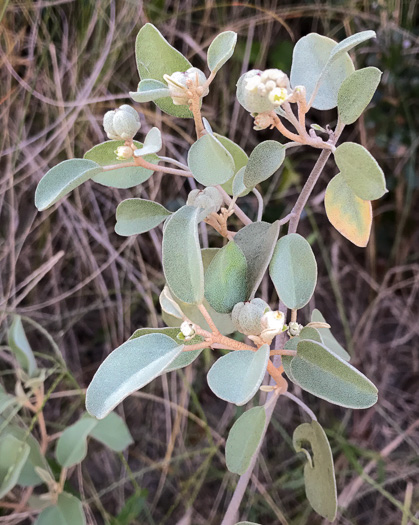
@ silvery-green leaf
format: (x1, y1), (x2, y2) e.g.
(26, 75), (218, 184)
(270, 233), (317, 309)
(0, 391), (16, 415)
(202, 117), (213, 134)
(130, 79), (171, 103)
(0, 434), (30, 498)
(204, 241), (247, 313)
(7, 316), (38, 377)
(159, 286), (184, 319)
(311, 309), (350, 361)
(135, 23), (193, 118)
(235, 523), (262, 525)
(293, 420), (337, 521)
(162, 206), (204, 304)
(3, 425), (51, 487)
(35, 159), (102, 211)
(86, 412), (133, 452)
(86, 334), (184, 419)
(329, 30), (376, 61)
(282, 327), (322, 384)
(134, 127), (162, 157)
(337, 67), (382, 124)
(56, 418), (98, 468)
(235, 221), (280, 298)
(84, 140), (158, 188)
(207, 31), (237, 73)
(334, 142), (387, 201)
(290, 33), (354, 110)
(188, 134), (235, 186)
(214, 134), (249, 196)
(291, 339), (378, 408)
(232, 167), (249, 198)
(35, 492), (86, 525)
(243, 141), (285, 189)
(129, 327), (206, 372)
(207, 345), (270, 405)
(225, 406), (266, 475)
(115, 199), (171, 236)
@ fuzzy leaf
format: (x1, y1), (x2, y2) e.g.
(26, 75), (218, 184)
(162, 206), (204, 304)
(290, 33), (354, 110)
(86, 334), (184, 419)
(84, 140), (158, 188)
(0, 434), (30, 498)
(311, 309), (350, 361)
(134, 127), (162, 157)
(188, 133), (235, 186)
(235, 221), (280, 298)
(115, 199), (171, 236)
(8, 316), (38, 377)
(56, 418), (98, 468)
(159, 286), (184, 319)
(325, 173), (372, 247)
(87, 412), (133, 452)
(334, 142), (387, 201)
(214, 134), (249, 196)
(35, 159), (102, 211)
(337, 67), (382, 124)
(207, 345), (270, 405)
(282, 327), (322, 384)
(232, 167), (249, 198)
(35, 492), (86, 525)
(204, 241), (247, 313)
(135, 24), (193, 118)
(130, 327), (207, 372)
(130, 79), (171, 103)
(243, 141), (285, 189)
(291, 339), (378, 408)
(225, 406), (266, 475)
(270, 233), (317, 309)
(293, 420), (337, 521)
(329, 30), (376, 61)
(207, 31), (237, 73)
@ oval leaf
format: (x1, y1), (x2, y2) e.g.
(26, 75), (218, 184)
(84, 140), (157, 189)
(207, 345), (270, 405)
(337, 67), (382, 124)
(0, 434), (30, 498)
(214, 134), (249, 196)
(35, 159), (102, 211)
(329, 30), (376, 61)
(282, 327), (322, 384)
(135, 23), (193, 118)
(270, 233), (317, 309)
(162, 206), (204, 304)
(334, 142), (387, 201)
(243, 141), (285, 189)
(115, 199), (171, 236)
(325, 173), (372, 247)
(130, 79), (171, 103)
(87, 412), (133, 452)
(35, 492), (86, 525)
(290, 339), (378, 408)
(293, 420), (337, 521)
(226, 406), (266, 475)
(159, 286), (184, 320)
(204, 241), (247, 313)
(86, 334), (184, 419)
(188, 133), (235, 186)
(134, 127), (162, 157)
(290, 33), (354, 110)
(56, 418), (98, 468)
(207, 31), (237, 73)
(8, 316), (38, 377)
(311, 309), (350, 361)
(234, 221), (280, 298)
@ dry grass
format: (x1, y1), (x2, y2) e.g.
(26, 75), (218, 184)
(0, 0), (418, 524)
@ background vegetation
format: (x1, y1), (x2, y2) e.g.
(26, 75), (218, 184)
(0, 0), (418, 523)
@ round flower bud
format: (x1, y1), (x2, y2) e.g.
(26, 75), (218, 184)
(115, 145), (133, 160)
(163, 67), (209, 106)
(253, 112), (272, 131)
(287, 321), (303, 337)
(260, 310), (285, 343)
(180, 321), (196, 341)
(187, 186), (224, 220)
(236, 70), (275, 114)
(231, 298), (270, 336)
(103, 105), (141, 140)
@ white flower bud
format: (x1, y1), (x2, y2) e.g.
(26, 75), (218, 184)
(287, 321), (303, 337)
(115, 146), (133, 160)
(253, 112), (272, 131)
(260, 311), (285, 343)
(163, 67), (209, 106)
(268, 87), (288, 107)
(232, 298), (270, 336)
(180, 321), (196, 341)
(237, 69), (292, 114)
(103, 105), (141, 140)
(187, 186), (223, 220)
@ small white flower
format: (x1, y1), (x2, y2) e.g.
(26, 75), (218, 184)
(287, 321), (303, 337)
(163, 67), (209, 106)
(187, 187), (224, 220)
(260, 310), (285, 343)
(268, 87), (288, 107)
(115, 146), (133, 160)
(253, 112), (272, 131)
(180, 321), (196, 341)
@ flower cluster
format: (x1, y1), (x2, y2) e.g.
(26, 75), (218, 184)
(103, 105), (141, 141)
(163, 67), (209, 106)
(187, 187), (224, 220)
